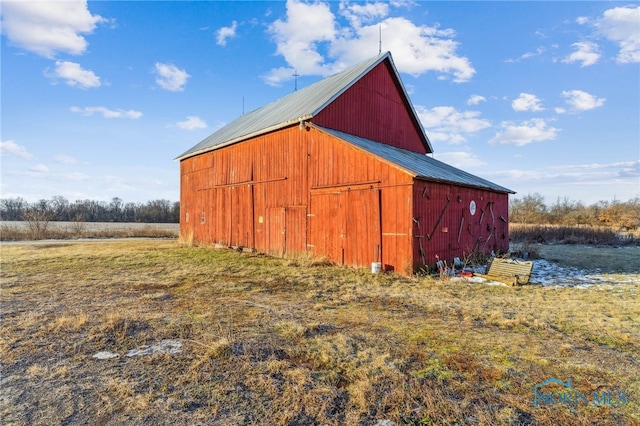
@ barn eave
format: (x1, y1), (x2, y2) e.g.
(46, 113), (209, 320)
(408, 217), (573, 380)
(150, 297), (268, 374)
(175, 115), (313, 161)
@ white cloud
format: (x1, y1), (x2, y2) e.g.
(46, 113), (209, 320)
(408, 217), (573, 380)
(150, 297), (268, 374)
(506, 46), (546, 62)
(1, 140), (33, 159)
(549, 160), (639, 175)
(360, 17), (474, 81)
(29, 164), (49, 173)
(488, 161), (640, 188)
(433, 151), (486, 169)
(416, 106), (490, 144)
(595, 5), (640, 63)
(560, 90), (605, 112)
(154, 63), (190, 92)
(618, 160), (640, 178)
(263, 66), (300, 87)
(389, 0), (418, 8)
(267, 0), (338, 79)
(464, 160), (640, 203)
(65, 172), (90, 181)
(0, 0), (105, 58)
(562, 41), (600, 67)
(216, 21), (238, 46)
(576, 16), (589, 25)
(70, 106), (143, 119)
(176, 116), (207, 130)
(46, 61), (101, 89)
(339, 1), (389, 28)
(264, 0), (475, 85)
(54, 155), (77, 165)
(489, 118), (559, 146)
(467, 95), (486, 106)
(512, 93), (544, 112)
(522, 46), (546, 59)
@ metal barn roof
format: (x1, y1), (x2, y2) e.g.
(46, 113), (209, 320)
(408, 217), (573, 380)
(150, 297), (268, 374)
(176, 52), (430, 160)
(318, 126), (515, 194)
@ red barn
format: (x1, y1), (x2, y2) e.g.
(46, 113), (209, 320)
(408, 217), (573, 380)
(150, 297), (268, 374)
(176, 52), (514, 274)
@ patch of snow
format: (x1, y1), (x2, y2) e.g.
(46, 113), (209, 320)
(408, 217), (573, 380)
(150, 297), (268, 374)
(451, 276), (485, 284)
(530, 259), (639, 288)
(451, 259), (639, 289)
(125, 339), (182, 357)
(485, 280), (509, 286)
(451, 276), (508, 286)
(92, 351), (119, 360)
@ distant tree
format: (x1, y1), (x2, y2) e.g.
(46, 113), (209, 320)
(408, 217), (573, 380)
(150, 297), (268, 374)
(0, 195), (178, 224)
(547, 197), (596, 226)
(72, 199), (89, 222)
(172, 201), (180, 223)
(563, 201), (591, 226)
(598, 198), (640, 230)
(51, 196), (70, 221)
(109, 197), (123, 222)
(142, 199), (173, 222)
(509, 193), (547, 224)
(0, 197), (27, 220)
(123, 202), (139, 222)
(23, 199), (54, 238)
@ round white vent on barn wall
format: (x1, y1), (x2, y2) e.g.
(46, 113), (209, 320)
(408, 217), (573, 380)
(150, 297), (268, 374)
(470, 200), (476, 216)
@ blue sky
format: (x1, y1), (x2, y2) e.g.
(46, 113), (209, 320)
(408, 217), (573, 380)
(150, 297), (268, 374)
(1, 1), (638, 205)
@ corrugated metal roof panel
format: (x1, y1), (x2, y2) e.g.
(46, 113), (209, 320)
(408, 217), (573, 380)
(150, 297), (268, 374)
(318, 126), (515, 194)
(176, 53), (393, 161)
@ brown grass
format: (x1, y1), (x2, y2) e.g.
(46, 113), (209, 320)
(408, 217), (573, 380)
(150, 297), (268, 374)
(510, 223), (639, 246)
(1, 240), (638, 425)
(0, 222), (177, 241)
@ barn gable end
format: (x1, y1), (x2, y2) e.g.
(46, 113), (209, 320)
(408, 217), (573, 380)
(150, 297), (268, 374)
(313, 59), (430, 154)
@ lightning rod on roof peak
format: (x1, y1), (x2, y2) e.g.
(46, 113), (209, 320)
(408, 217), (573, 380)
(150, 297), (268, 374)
(292, 69), (300, 92)
(378, 24), (382, 55)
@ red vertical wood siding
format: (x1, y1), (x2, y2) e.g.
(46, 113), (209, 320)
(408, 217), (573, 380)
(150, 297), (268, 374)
(180, 125), (509, 275)
(313, 61), (429, 154)
(181, 126), (416, 273)
(180, 127), (309, 253)
(411, 181), (510, 270)
(308, 130), (414, 272)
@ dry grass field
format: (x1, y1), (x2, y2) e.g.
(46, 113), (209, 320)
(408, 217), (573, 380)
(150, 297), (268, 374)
(1, 239), (638, 425)
(0, 221), (179, 241)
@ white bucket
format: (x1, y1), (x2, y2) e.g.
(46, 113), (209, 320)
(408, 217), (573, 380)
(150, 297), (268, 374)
(371, 262), (382, 274)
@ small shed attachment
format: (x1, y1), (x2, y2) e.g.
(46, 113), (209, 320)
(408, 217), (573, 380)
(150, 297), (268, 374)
(476, 258), (533, 286)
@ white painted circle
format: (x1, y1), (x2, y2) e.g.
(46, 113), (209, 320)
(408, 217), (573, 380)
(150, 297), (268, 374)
(470, 200), (477, 215)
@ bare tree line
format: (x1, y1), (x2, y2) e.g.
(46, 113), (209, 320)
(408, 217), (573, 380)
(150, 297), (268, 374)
(509, 193), (640, 231)
(0, 196), (179, 224)
(2, 193), (638, 230)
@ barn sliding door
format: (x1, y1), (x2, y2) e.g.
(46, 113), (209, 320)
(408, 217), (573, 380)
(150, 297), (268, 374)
(308, 192), (343, 262)
(309, 188), (381, 267)
(229, 185), (254, 248)
(266, 206), (308, 258)
(267, 207), (285, 257)
(344, 188), (381, 267)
